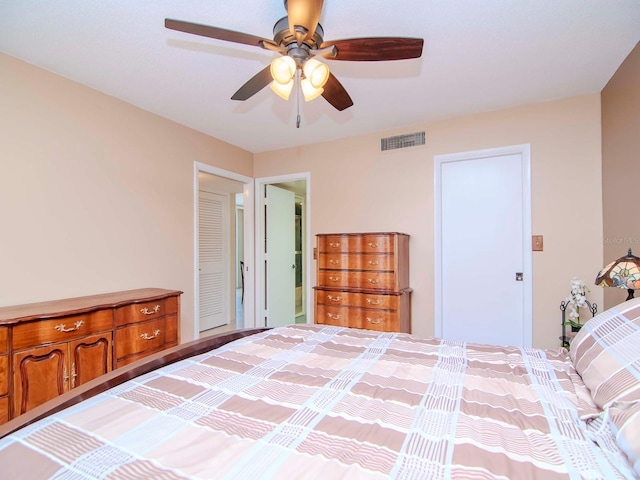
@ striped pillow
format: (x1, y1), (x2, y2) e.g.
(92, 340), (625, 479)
(569, 298), (640, 409)
(607, 401), (640, 475)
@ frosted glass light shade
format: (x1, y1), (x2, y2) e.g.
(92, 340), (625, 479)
(303, 58), (329, 88)
(270, 79), (294, 100)
(301, 77), (323, 101)
(270, 56), (296, 84)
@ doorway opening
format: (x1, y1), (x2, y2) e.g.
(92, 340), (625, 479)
(255, 174), (311, 328)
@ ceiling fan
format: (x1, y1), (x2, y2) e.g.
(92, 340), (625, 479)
(165, 0), (424, 112)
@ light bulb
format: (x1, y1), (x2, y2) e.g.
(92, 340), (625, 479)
(270, 56), (296, 85)
(302, 58), (329, 88)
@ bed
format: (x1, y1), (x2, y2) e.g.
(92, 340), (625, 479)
(1, 300), (639, 479)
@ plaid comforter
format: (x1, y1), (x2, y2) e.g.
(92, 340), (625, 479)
(0, 324), (636, 479)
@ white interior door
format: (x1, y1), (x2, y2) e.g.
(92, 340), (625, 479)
(265, 184), (295, 327)
(199, 190), (230, 331)
(435, 145), (532, 346)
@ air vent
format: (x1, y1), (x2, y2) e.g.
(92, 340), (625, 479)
(381, 131), (425, 151)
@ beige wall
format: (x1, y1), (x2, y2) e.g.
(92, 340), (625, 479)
(0, 53), (253, 342)
(601, 42), (640, 308)
(255, 94), (604, 349)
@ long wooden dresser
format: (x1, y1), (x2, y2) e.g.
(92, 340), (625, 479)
(314, 232), (411, 333)
(0, 288), (181, 425)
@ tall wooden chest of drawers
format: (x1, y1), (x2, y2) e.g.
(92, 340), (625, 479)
(314, 232), (411, 333)
(0, 288), (181, 424)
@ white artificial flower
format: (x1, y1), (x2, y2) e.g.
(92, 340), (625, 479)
(566, 277), (589, 323)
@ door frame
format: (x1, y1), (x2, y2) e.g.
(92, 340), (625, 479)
(255, 172), (312, 328)
(194, 162), (255, 336)
(433, 144), (532, 346)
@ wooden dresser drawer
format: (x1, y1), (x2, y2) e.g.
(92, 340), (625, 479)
(0, 327), (7, 354)
(316, 305), (401, 332)
(319, 253), (394, 271)
(317, 235), (356, 253)
(318, 271), (398, 291)
(359, 234), (394, 253)
(115, 296), (178, 327)
(315, 289), (399, 310)
(0, 354), (7, 396)
(315, 305), (351, 327)
(116, 315), (178, 364)
(12, 310), (113, 351)
(318, 234), (394, 254)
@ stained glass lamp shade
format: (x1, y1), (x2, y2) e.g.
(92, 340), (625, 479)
(595, 248), (640, 300)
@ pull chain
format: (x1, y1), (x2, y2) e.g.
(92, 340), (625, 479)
(296, 69), (301, 128)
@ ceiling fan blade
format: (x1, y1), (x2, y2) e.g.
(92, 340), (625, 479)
(231, 66), (273, 101)
(322, 73), (353, 111)
(165, 19), (277, 49)
(321, 37), (424, 61)
(286, 0), (323, 43)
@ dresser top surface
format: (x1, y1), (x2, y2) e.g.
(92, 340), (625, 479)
(316, 232), (409, 237)
(0, 288), (183, 324)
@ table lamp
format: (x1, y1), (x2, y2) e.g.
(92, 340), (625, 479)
(595, 248), (640, 300)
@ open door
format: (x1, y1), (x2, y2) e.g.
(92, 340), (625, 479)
(265, 185), (296, 327)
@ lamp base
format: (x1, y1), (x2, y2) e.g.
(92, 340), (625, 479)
(626, 289), (635, 301)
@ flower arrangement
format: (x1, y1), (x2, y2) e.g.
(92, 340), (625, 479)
(565, 277), (589, 330)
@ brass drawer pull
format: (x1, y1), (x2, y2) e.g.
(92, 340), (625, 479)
(366, 298), (382, 305)
(367, 242), (380, 248)
(141, 305), (161, 315)
(329, 259), (340, 265)
(327, 313), (341, 320)
(63, 365), (69, 384)
(140, 329), (161, 340)
(71, 362), (77, 388)
(55, 320), (84, 333)
(328, 242), (341, 248)
(328, 276), (341, 282)
(367, 278), (380, 284)
(368, 260), (380, 266)
(367, 317), (384, 325)
(327, 295), (342, 302)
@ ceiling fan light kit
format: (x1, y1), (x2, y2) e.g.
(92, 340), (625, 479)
(165, 0), (424, 115)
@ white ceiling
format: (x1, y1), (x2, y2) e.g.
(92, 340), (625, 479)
(1, 1), (639, 153)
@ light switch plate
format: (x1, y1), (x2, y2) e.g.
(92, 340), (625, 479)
(532, 235), (543, 251)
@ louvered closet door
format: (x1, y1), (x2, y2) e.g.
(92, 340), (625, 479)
(199, 190), (230, 331)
